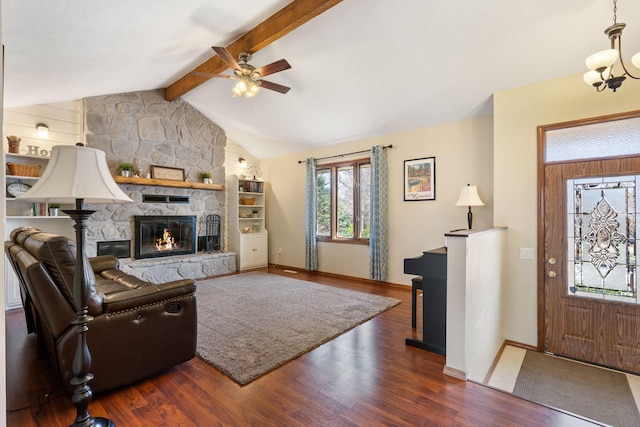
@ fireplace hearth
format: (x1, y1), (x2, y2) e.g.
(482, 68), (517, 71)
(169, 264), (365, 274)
(134, 215), (197, 259)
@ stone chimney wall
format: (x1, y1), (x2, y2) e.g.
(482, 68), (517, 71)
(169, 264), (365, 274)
(82, 89), (226, 256)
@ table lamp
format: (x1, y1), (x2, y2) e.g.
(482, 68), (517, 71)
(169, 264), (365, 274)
(455, 183), (484, 229)
(17, 143), (132, 427)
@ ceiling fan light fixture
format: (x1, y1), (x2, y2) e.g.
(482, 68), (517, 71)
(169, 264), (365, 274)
(584, 0), (640, 92)
(231, 77), (261, 98)
(211, 46), (291, 97)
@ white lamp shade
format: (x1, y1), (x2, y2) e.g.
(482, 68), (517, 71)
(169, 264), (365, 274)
(583, 70), (604, 86)
(585, 49), (618, 71)
(455, 185), (485, 207)
(16, 144), (133, 204)
(632, 51), (640, 69)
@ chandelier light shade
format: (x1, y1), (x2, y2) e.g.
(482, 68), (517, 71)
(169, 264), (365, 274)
(584, 0), (640, 92)
(17, 143), (130, 427)
(455, 184), (485, 230)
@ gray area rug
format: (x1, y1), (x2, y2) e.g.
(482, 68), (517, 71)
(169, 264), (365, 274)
(513, 350), (640, 426)
(196, 272), (401, 385)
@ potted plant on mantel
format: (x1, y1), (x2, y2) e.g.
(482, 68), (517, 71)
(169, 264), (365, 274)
(117, 162), (135, 177)
(198, 171), (213, 184)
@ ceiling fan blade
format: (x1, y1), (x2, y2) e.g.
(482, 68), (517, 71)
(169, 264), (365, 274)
(212, 46), (240, 70)
(258, 80), (291, 94)
(254, 59), (291, 78)
(191, 71), (234, 79)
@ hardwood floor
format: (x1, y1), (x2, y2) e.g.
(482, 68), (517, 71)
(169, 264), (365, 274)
(6, 268), (597, 426)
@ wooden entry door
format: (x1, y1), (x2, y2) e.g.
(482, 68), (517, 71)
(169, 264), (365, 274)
(542, 155), (640, 374)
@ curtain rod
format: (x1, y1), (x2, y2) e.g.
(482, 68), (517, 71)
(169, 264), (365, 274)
(297, 144), (392, 164)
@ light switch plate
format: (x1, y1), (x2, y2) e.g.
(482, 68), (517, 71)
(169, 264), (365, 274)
(519, 247), (534, 260)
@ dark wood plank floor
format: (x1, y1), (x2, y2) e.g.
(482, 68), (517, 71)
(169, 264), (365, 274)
(6, 267), (596, 426)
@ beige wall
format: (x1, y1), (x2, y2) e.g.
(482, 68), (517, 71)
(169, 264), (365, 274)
(261, 115), (494, 285)
(494, 73), (640, 346)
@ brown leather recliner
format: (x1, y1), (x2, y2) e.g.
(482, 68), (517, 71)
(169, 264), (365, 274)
(5, 227), (198, 393)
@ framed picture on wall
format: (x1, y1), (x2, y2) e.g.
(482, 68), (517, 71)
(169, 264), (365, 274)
(150, 165), (185, 181)
(404, 157), (435, 201)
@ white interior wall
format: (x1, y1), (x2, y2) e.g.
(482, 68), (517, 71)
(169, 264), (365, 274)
(261, 115), (494, 285)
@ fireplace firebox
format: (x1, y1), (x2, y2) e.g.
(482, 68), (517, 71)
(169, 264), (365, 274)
(133, 215), (197, 259)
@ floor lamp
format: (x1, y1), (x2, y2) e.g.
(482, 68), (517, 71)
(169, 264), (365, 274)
(17, 143), (132, 427)
(455, 183), (485, 229)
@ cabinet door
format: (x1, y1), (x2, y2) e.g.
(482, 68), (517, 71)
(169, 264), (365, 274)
(240, 235), (256, 269)
(253, 234), (268, 267)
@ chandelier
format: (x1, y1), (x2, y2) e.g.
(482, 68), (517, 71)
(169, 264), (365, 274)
(583, 0), (640, 92)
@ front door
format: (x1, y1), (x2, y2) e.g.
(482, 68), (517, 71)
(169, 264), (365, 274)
(540, 113), (640, 374)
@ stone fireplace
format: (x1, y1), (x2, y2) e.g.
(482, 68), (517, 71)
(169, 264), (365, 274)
(81, 89), (236, 280)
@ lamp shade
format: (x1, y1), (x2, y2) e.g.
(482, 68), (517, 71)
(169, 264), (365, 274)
(583, 70), (604, 86)
(585, 49), (619, 71)
(16, 144), (133, 204)
(455, 185), (485, 207)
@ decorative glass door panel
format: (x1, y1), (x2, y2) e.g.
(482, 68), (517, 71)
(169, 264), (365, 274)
(567, 176), (638, 304)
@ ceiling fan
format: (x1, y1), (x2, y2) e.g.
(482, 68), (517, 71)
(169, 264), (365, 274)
(193, 46), (291, 97)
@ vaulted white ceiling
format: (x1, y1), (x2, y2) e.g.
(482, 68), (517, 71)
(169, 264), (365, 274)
(3, 0), (640, 158)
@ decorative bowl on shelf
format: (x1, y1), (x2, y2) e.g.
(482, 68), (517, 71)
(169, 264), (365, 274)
(241, 227), (252, 233)
(239, 213), (252, 218)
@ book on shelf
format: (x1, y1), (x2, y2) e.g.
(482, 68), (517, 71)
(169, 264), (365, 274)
(241, 180), (264, 193)
(32, 202), (48, 216)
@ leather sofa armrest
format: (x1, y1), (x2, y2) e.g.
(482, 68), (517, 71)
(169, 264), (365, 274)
(102, 279), (196, 313)
(90, 255), (118, 274)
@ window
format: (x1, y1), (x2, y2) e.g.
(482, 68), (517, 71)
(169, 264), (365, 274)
(316, 159), (370, 243)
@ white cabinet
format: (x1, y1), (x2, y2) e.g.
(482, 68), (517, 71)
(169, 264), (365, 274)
(4, 152), (74, 309)
(240, 233), (268, 269)
(227, 175), (268, 270)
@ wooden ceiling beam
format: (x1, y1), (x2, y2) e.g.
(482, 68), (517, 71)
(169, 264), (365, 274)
(165, 0), (342, 101)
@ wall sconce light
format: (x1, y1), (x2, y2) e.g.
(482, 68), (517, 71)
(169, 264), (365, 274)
(36, 123), (49, 138)
(455, 183), (485, 229)
(238, 157), (247, 167)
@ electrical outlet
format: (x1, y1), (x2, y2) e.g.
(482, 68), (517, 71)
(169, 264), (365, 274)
(277, 248), (283, 254)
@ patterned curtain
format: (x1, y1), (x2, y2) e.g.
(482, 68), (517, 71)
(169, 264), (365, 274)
(369, 145), (388, 281)
(305, 158), (318, 271)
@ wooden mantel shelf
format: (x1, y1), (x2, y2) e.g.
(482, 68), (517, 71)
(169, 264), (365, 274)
(114, 175), (224, 191)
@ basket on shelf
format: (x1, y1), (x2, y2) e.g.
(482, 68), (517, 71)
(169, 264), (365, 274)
(7, 162), (41, 177)
(240, 197), (256, 205)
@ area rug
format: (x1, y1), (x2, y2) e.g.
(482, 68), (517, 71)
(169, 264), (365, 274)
(195, 272), (400, 385)
(513, 350), (640, 426)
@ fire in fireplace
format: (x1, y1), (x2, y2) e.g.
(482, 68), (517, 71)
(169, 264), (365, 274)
(134, 215), (197, 259)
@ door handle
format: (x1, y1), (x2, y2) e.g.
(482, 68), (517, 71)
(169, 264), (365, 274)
(548, 258), (556, 264)
(547, 271), (557, 278)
